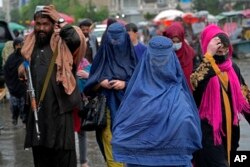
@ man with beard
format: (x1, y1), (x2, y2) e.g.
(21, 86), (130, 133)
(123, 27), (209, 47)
(4, 37), (27, 126)
(19, 5), (86, 167)
(79, 18), (98, 63)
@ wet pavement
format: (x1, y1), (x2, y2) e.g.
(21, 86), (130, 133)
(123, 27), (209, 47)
(0, 58), (250, 167)
(0, 100), (105, 167)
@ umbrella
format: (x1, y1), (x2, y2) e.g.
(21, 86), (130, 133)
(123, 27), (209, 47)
(30, 12), (75, 26)
(153, 9), (184, 22)
(58, 12), (75, 23)
(182, 13), (199, 24)
(8, 22), (26, 31)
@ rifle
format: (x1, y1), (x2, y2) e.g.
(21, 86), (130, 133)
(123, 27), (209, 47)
(23, 61), (40, 141)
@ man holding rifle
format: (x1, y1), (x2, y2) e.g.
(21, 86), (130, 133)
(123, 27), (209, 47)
(19, 5), (86, 167)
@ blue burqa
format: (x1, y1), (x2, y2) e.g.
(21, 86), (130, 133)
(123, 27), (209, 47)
(112, 36), (202, 166)
(83, 22), (137, 122)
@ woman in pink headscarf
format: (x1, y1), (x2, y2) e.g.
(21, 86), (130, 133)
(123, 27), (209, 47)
(190, 24), (250, 167)
(164, 22), (195, 91)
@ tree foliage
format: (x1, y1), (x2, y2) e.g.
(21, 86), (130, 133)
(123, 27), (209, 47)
(234, 1), (250, 10)
(74, 0), (109, 23)
(192, 0), (222, 15)
(144, 12), (156, 21)
(176, 3), (183, 11)
(18, 0), (52, 23)
(10, 9), (21, 23)
(0, 11), (6, 20)
(193, 0), (250, 15)
(17, 0), (109, 25)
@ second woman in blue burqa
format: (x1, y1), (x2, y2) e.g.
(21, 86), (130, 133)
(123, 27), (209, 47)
(111, 36), (202, 167)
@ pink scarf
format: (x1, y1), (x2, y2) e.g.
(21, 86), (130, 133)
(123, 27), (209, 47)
(78, 58), (90, 71)
(199, 25), (250, 145)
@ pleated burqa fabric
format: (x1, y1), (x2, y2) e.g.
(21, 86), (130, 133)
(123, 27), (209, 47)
(112, 36), (202, 166)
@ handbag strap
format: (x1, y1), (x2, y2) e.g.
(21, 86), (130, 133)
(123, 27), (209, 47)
(38, 45), (58, 105)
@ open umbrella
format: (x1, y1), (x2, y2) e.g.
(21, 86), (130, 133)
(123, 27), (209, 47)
(153, 9), (184, 22)
(8, 22), (26, 31)
(58, 12), (75, 23)
(182, 13), (199, 24)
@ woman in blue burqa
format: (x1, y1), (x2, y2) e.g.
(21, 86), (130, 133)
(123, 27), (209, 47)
(83, 22), (137, 167)
(111, 36), (202, 167)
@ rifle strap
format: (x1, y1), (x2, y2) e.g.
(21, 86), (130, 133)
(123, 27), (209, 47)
(38, 45), (58, 105)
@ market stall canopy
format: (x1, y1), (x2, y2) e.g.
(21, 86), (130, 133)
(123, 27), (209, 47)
(153, 9), (184, 22)
(30, 12), (75, 26)
(215, 11), (242, 21)
(215, 11), (243, 38)
(8, 22), (26, 31)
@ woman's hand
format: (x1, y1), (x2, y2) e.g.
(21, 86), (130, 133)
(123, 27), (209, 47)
(77, 70), (89, 79)
(100, 79), (113, 89)
(207, 36), (222, 56)
(100, 79), (126, 90)
(109, 80), (126, 90)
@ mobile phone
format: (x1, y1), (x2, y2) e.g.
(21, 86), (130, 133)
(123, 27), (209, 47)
(109, 81), (116, 86)
(35, 5), (45, 13)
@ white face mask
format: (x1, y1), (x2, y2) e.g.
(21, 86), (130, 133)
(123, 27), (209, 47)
(173, 42), (182, 51)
